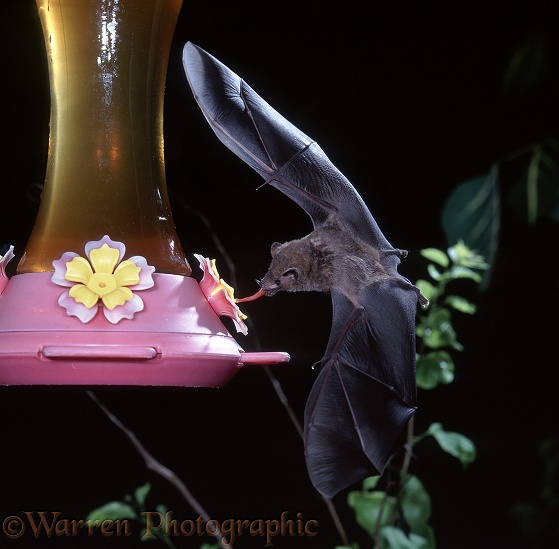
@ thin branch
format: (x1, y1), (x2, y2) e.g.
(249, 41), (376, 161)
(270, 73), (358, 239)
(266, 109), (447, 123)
(180, 199), (350, 546)
(262, 363), (348, 545)
(400, 415), (415, 481)
(86, 390), (231, 548)
(262, 365), (304, 439)
(179, 198), (237, 281)
(372, 468), (390, 548)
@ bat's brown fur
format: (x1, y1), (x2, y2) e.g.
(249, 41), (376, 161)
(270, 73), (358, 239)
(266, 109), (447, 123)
(259, 219), (428, 307)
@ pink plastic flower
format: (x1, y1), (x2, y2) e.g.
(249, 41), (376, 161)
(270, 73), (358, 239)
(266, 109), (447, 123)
(52, 235), (155, 324)
(0, 245), (15, 294)
(194, 254), (248, 335)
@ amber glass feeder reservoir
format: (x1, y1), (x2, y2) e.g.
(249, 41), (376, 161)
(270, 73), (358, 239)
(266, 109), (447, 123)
(19, 0), (189, 274)
(0, 0), (288, 385)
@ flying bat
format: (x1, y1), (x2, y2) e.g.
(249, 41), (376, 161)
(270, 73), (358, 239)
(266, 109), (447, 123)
(182, 42), (428, 498)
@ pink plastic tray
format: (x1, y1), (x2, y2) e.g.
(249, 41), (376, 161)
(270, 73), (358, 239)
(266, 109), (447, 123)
(0, 272), (289, 386)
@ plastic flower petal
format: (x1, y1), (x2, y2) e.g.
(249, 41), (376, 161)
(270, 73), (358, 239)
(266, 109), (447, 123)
(58, 290), (99, 323)
(113, 260), (141, 287)
(65, 256), (94, 284)
(52, 252), (79, 287)
(104, 294), (144, 324)
(85, 235), (125, 263)
(0, 245), (15, 295)
(89, 244), (120, 274)
(51, 235), (155, 323)
(102, 286), (133, 310)
(128, 256), (155, 289)
(194, 253), (248, 335)
(69, 283), (100, 308)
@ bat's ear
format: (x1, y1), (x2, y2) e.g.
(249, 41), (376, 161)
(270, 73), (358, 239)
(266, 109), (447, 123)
(270, 242), (283, 258)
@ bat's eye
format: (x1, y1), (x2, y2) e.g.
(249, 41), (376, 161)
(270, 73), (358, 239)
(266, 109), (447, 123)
(283, 269), (298, 281)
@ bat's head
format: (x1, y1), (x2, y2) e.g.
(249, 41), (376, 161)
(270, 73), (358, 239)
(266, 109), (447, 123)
(258, 236), (331, 295)
(257, 241), (303, 295)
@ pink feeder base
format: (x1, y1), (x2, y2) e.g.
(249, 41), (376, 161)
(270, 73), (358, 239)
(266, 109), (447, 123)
(0, 273), (289, 386)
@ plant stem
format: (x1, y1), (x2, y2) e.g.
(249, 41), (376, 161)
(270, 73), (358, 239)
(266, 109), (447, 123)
(86, 391), (232, 548)
(401, 415), (415, 481)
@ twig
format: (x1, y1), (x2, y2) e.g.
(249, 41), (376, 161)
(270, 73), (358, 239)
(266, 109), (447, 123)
(179, 198), (237, 279)
(372, 467), (390, 548)
(370, 415), (417, 547)
(262, 365), (304, 439)
(180, 199), (350, 546)
(86, 390), (231, 548)
(400, 415), (415, 481)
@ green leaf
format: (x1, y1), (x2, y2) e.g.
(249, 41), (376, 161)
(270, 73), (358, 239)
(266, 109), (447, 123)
(447, 265), (482, 283)
(444, 295), (476, 314)
(134, 483), (151, 509)
(347, 488), (397, 539)
(416, 351), (455, 389)
(426, 264), (442, 282)
(401, 475), (431, 528)
(362, 475), (382, 491)
(86, 501), (137, 522)
(417, 308), (463, 351)
(503, 34), (548, 98)
(441, 166), (500, 290)
(415, 279), (438, 304)
(380, 525), (431, 549)
(140, 529), (177, 548)
(447, 240), (489, 270)
(155, 503), (168, 515)
(420, 248), (449, 268)
(427, 423), (476, 467)
(400, 476), (436, 547)
(508, 144), (559, 224)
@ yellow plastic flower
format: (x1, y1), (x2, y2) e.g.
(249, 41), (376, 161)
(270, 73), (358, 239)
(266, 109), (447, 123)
(65, 245), (140, 310)
(52, 235), (155, 324)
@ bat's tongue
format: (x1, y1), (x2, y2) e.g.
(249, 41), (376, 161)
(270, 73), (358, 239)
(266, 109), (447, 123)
(235, 288), (266, 303)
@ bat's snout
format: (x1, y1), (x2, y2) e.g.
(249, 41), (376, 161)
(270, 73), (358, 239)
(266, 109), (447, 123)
(257, 278), (280, 297)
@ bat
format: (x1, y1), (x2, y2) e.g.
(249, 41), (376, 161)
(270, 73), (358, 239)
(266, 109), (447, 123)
(182, 42), (428, 498)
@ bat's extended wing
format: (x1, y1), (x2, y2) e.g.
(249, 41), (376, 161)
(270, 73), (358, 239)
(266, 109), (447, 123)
(183, 42), (419, 498)
(305, 283), (417, 498)
(182, 42), (400, 274)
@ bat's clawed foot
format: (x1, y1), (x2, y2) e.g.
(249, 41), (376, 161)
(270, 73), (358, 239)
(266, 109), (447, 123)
(417, 289), (429, 309)
(395, 248), (409, 258)
(380, 248), (408, 259)
(310, 359), (323, 371)
(395, 277), (430, 309)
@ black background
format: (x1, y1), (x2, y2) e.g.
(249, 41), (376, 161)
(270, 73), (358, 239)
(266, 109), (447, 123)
(1, 1), (559, 548)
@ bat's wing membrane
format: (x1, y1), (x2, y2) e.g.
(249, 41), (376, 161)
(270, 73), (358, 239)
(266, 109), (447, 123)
(183, 42), (419, 498)
(304, 283), (417, 498)
(183, 42), (398, 266)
